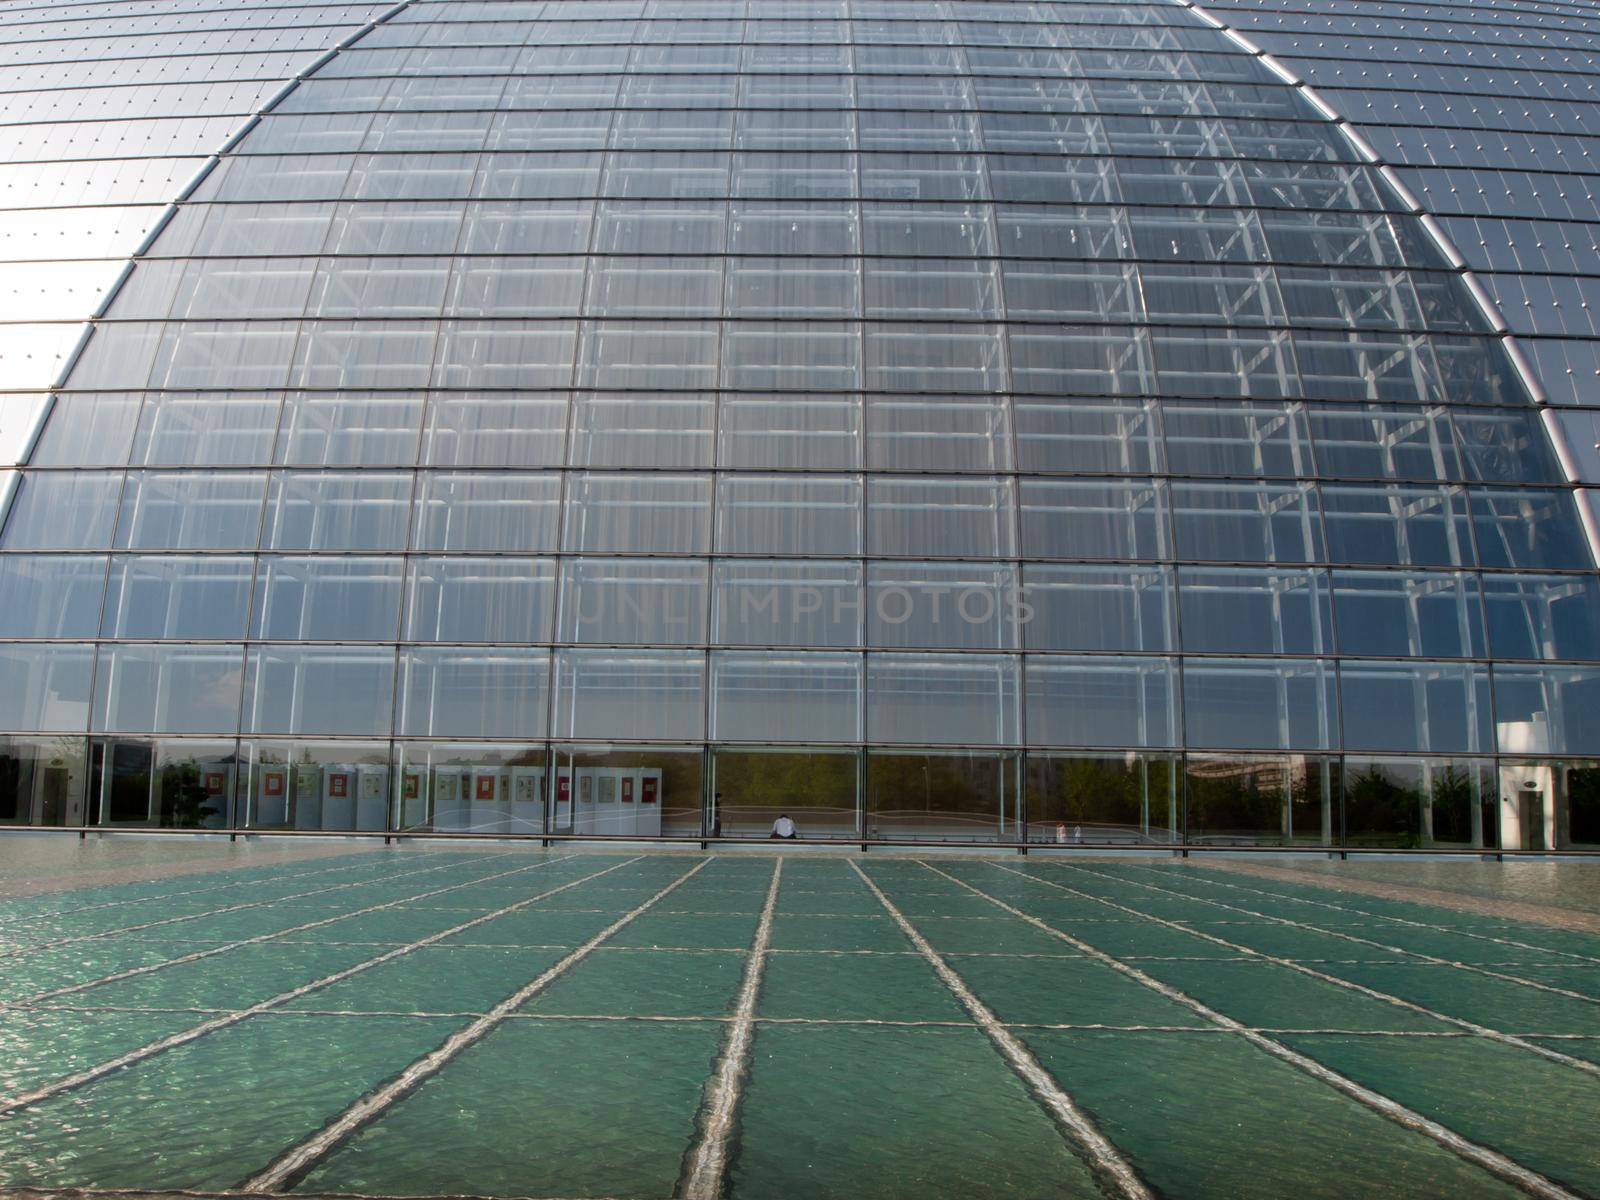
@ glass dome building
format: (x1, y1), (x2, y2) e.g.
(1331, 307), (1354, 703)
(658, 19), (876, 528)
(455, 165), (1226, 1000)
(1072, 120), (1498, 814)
(1, 0), (1597, 849)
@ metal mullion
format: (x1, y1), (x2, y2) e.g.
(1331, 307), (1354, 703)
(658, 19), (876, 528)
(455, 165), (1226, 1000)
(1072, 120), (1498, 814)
(545, 96), (623, 765)
(963, 34), (1030, 839)
(381, 77), (507, 831)
(222, 0), (418, 831)
(847, 37), (870, 806)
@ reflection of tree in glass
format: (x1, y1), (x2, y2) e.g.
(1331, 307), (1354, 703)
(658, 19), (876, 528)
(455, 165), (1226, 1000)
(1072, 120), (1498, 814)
(163, 760), (219, 829)
(1027, 757), (1174, 841)
(1345, 765), (1420, 849)
(1186, 762), (1287, 843)
(1428, 766), (1475, 845)
(1567, 767), (1600, 847)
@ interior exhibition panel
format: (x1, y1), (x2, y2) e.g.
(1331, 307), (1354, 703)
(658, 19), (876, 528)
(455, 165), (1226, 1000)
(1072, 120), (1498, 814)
(1, 0), (1598, 847)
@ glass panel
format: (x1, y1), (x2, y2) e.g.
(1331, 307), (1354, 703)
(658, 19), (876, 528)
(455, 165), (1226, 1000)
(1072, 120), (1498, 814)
(1178, 567), (1332, 654)
(1021, 564), (1175, 652)
(405, 557), (557, 644)
(1344, 758), (1494, 850)
(1452, 409), (1564, 484)
(1482, 574), (1600, 662)
(1163, 401), (1313, 478)
(710, 651), (861, 743)
(274, 393), (424, 466)
(131, 392), (283, 467)
(563, 473), (711, 553)
(114, 472), (266, 551)
(558, 558), (708, 645)
(1320, 484), (1474, 567)
(242, 739), (391, 831)
(0, 555), (107, 638)
(864, 395), (1011, 472)
(866, 653), (1019, 746)
(864, 322), (1002, 393)
(1171, 482), (1323, 564)
(1181, 659), (1336, 751)
(551, 744), (701, 837)
(1307, 404), (1459, 482)
(0, 644), (93, 732)
(712, 559), (861, 649)
(580, 320), (718, 390)
(250, 557), (403, 642)
(398, 648), (551, 738)
(1339, 661), (1492, 754)
(1185, 754), (1339, 846)
(262, 471), (411, 552)
(1566, 764), (1600, 852)
(101, 556), (252, 640)
(0, 735), (87, 826)
(865, 749), (1021, 842)
(242, 646), (397, 737)
(1025, 753), (1178, 845)
(1471, 489), (1594, 571)
(394, 741), (548, 834)
(1019, 479), (1167, 560)
(726, 321), (860, 391)
(717, 475), (861, 555)
(718, 394), (861, 470)
(867, 477), (1015, 558)
(1495, 760), (1600, 851)
(569, 393), (714, 469)
(1013, 398), (1163, 474)
(93, 645), (244, 736)
(867, 563), (1018, 650)
(1024, 655), (1179, 749)
(1492, 664), (1600, 757)
(1333, 570), (1486, 659)
(91, 738), (237, 829)
(420, 393), (568, 467)
(412, 472), (562, 553)
(711, 747), (856, 839)
(2, 473), (122, 550)
(30, 394), (141, 468)
(553, 649), (705, 741)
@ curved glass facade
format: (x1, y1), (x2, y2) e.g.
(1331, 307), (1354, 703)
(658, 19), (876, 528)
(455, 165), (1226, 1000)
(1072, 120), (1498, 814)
(1, 0), (1597, 849)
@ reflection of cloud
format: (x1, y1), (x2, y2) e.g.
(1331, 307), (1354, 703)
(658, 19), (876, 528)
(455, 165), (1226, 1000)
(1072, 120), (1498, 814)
(200, 667), (244, 714)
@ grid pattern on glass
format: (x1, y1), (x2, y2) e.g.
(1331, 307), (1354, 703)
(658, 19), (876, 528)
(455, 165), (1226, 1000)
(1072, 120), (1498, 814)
(1, 0), (1599, 836)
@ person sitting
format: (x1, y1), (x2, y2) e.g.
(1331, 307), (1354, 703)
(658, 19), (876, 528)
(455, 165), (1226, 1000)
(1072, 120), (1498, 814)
(770, 813), (798, 839)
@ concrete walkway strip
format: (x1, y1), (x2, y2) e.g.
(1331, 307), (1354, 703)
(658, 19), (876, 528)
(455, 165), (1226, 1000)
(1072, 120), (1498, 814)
(1073, 862), (1600, 1006)
(0, 849), (516, 961)
(0, 852), (387, 929)
(1194, 859), (1600, 940)
(0, 854), (627, 1118)
(243, 857), (715, 1194)
(951, 862), (1582, 1200)
(1021, 862), (1600, 1079)
(0, 842), (366, 902)
(5, 852), (573, 1010)
(849, 860), (1154, 1200)
(678, 859), (784, 1200)
(1156, 863), (1600, 966)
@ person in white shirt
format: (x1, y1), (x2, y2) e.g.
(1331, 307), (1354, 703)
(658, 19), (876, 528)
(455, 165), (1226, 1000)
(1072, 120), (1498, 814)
(770, 814), (798, 839)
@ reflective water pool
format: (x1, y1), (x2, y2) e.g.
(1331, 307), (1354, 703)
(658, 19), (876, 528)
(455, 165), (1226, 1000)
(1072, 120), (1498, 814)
(0, 842), (1596, 1199)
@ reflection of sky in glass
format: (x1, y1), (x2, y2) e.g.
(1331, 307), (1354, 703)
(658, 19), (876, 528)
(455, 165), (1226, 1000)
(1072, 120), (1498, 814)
(0, 0), (391, 458)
